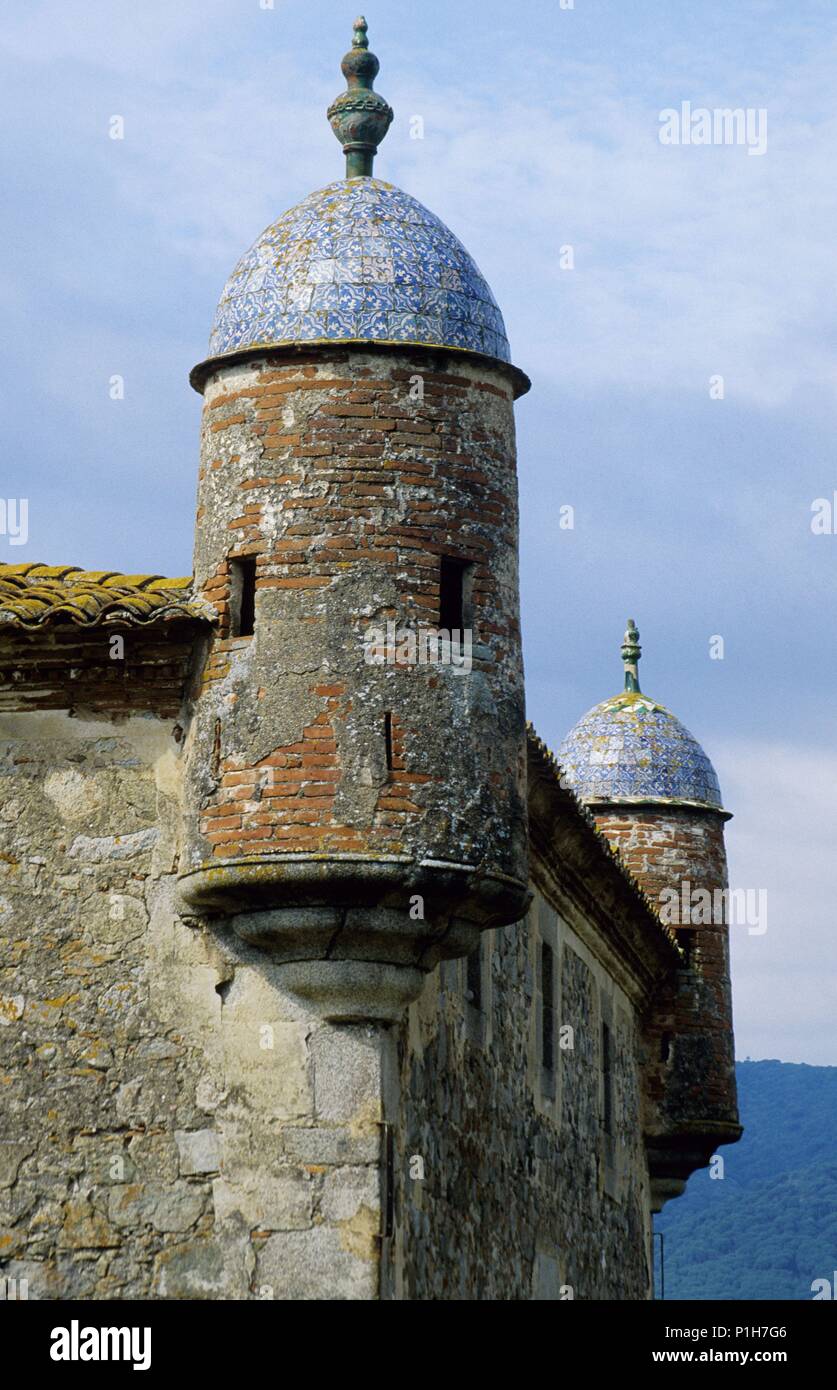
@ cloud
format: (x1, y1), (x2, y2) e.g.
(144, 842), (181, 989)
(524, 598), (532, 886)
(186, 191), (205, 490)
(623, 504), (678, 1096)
(5, 5), (836, 412)
(719, 739), (837, 1065)
(0, 0), (232, 74)
(391, 68), (837, 409)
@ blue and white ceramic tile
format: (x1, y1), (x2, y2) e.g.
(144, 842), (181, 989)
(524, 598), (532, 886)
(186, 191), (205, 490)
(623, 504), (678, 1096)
(207, 178), (511, 364)
(557, 692), (723, 809)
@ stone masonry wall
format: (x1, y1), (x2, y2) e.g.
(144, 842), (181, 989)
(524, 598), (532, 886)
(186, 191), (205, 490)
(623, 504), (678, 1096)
(0, 709), (674, 1301)
(385, 879), (654, 1300)
(0, 710), (390, 1300)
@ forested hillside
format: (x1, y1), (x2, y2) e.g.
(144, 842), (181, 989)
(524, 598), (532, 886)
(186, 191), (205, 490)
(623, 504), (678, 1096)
(654, 1060), (837, 1300)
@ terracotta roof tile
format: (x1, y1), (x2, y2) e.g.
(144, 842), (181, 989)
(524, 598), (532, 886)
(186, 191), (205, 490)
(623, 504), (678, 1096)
(0, 563), (214, 629)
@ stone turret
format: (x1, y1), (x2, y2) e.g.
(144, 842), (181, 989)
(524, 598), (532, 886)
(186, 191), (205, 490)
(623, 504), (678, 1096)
(558, 622), (741, 1207)
(178, 21), (531, 1022)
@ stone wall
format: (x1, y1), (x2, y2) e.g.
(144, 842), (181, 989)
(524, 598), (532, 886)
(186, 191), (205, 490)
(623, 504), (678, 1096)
(385, 877), (654, 1301)
(0, 709), (388, 1300)
(0, 709), (686, 1301)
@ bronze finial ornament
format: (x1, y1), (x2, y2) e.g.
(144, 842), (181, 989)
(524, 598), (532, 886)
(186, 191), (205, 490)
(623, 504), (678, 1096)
(621, 618), (642, 693)
(327, 17), (394, 178)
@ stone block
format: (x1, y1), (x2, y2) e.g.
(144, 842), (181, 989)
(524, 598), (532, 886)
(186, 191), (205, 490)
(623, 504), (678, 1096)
(311, 1023), (384, 1125)
(256, 1225), (376, 1301)
(212, 1171), (312, 1230)
(175, 1128), (221, 1176)
(0, 1143), (33, 1189)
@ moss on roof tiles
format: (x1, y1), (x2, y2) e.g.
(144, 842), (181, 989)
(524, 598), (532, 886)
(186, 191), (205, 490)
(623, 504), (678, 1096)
(0, 563), (214, 629)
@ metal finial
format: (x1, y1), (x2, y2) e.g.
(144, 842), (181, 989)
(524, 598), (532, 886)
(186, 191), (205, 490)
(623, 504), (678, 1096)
(621, 618), (642, 693)
(327, 17), (394, 179)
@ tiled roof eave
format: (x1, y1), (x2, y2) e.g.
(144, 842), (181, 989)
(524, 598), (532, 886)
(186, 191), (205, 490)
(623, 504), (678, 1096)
(0, 564), (217, 631)
(0, 603), (214, 630)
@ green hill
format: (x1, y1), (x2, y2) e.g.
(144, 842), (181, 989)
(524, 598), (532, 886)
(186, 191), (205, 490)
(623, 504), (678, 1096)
(654, 1060), (837, 1300)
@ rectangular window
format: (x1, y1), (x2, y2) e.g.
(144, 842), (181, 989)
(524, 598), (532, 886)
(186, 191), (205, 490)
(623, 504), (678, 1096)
(602, 1022), (613, 1135)
(384, 712), (394, 772)
(230, 555), (257, 637)
(439, 556), (472, 632)
(465, 941), (482, 1011)
(541, 941), (555, 1074)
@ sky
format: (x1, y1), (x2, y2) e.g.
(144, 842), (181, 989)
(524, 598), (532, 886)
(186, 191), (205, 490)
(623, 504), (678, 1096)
(0, 0), (834, 1063)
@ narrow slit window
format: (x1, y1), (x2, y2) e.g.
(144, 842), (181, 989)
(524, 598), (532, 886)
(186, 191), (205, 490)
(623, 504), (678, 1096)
(384, 712), (394, 771)
(230, 555), (257, 637)
(211, 718), (221, 780)
(439, 556), (472, 632)
(541, 942), (555, 1074)
(602, 1022), (613, 1135)
(465, 941), (482, 1011)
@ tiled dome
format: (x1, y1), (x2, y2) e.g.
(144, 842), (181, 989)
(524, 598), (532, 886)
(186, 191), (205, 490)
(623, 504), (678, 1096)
(206, 178), (511, 366)
(558, 691), (723, 810)
(557, 621), (724, 811)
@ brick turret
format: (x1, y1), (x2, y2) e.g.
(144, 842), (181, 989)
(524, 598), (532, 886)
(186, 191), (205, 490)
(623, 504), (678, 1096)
(558, 621), (741, 1206)
(177, 25), (530, 1021)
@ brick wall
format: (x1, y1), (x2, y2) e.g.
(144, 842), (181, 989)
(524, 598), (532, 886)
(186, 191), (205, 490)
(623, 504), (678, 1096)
(180, 348), (528, 929)
(0, 625), (202, 717)
(593, 806), (739, 1143)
